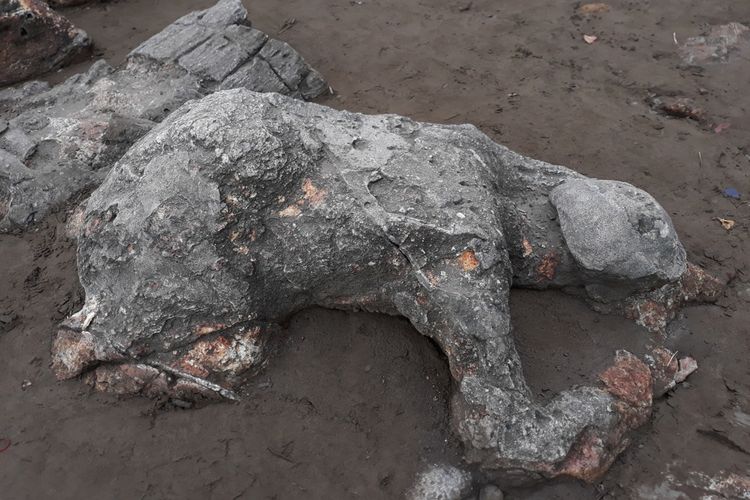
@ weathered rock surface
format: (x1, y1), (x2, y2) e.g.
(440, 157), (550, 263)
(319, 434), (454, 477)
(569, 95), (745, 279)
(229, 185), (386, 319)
(0, 0), (328, 231)
(0, 0), (91, 86)
(55, 89), (706, 482)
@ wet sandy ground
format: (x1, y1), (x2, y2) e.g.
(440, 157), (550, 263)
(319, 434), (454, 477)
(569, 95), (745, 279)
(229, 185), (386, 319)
(2, 0), (749, 498)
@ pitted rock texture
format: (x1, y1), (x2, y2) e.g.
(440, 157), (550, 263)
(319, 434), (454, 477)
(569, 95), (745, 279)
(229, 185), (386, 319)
(0, 0), (328, 231)
(0, 0), (91, 86)
(55, 89), (704, 482)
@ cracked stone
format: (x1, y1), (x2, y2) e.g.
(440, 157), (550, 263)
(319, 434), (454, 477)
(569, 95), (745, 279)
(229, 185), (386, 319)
(52, 89), (710, 482)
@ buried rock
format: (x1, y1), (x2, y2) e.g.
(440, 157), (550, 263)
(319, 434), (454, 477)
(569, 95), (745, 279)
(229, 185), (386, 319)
(679, 22), (750, 65)
(0, 0), (328, 231)
(56, 89), (712, 483)
(0, 0), (91, 86)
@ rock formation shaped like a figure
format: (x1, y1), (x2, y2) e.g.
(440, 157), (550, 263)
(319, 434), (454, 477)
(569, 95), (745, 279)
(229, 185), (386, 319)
(0, 0), (91, 86)
(0, 0), (328, 231)
(53, 89), (720, 483)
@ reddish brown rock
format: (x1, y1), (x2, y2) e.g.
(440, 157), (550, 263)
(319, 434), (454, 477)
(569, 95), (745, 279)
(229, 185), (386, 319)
(0, 0), (91, 86)
(623, 263), (723, 332)
(599, 350), (653, 410)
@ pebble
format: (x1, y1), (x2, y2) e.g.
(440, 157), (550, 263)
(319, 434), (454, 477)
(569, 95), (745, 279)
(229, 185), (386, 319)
(479, 484), (504, 500)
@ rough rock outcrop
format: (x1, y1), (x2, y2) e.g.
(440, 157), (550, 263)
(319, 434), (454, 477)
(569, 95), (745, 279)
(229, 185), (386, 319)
(55, 89), (711, 483)
(0, 0), (91, 86)
(0, 0), (328, 231)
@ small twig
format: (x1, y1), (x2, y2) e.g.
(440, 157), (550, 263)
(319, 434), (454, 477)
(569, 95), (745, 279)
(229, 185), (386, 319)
(147, 361), (239, 401)
(668, 350), (679, 366)
(267, 447), (297, 464)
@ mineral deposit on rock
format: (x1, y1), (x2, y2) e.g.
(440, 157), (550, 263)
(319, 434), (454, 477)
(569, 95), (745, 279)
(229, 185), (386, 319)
(54, 89), (714, 482)
(0, 0), (328, 231)
(0, 0), (91, 86)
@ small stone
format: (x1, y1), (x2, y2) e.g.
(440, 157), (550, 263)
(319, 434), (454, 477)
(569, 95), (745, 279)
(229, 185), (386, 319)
(679, 22), (750, 65)
(478, 484), (504, 500)
(21, 379), (32, 391)
(408, 464), (472, 500)
(737, 283), (750, 302)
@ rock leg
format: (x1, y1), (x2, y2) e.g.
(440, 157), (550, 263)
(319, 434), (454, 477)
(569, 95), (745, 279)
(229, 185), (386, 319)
(389, 239), (650, 483)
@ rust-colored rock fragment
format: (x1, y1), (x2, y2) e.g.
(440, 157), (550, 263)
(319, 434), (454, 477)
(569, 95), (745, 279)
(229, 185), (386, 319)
(457, 249), (480, 271)
(174, 327), (264, 380)
(535, 250), (559, 281)
(599, 350), (652, 409)
(624, 262), (723, 332)
(302, 178), (327, 206)
(557, 429), (621, 483)
(648, 96), (705, 121)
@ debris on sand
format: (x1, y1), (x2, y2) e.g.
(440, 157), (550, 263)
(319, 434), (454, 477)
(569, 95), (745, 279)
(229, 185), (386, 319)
(478, 484), (504, 500)
(714, 122), (731, 134)
(607, 263), (723, 333)
(0, 0), (91, 86)
(0, 0), (328, 232)
(579, 3), (609, 15)
(645, 347), (698, 397)
(646, 95), (704, 121)
(679, 22), (750, 65)
(722, 187), (741, 199)
(640, 468), (750, 500)
(583, 34), (598, 44)
(716, 218), (736, 231)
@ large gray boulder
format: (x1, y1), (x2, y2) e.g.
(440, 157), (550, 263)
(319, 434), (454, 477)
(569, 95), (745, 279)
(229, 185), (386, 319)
(0, 0), (328, 231)
(54, 89), (710, 483)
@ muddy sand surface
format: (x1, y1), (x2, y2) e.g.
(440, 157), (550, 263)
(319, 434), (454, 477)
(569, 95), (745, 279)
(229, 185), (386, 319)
(2, 0), (750, 498)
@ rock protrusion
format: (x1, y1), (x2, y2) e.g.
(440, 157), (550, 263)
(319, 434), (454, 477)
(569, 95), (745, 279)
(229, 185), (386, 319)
(0, 0), (92, 86)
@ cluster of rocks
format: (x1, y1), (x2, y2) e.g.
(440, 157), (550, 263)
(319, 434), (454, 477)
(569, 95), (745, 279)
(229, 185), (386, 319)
(0, 0), (329, 231)
(1, 0), (724, 489)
